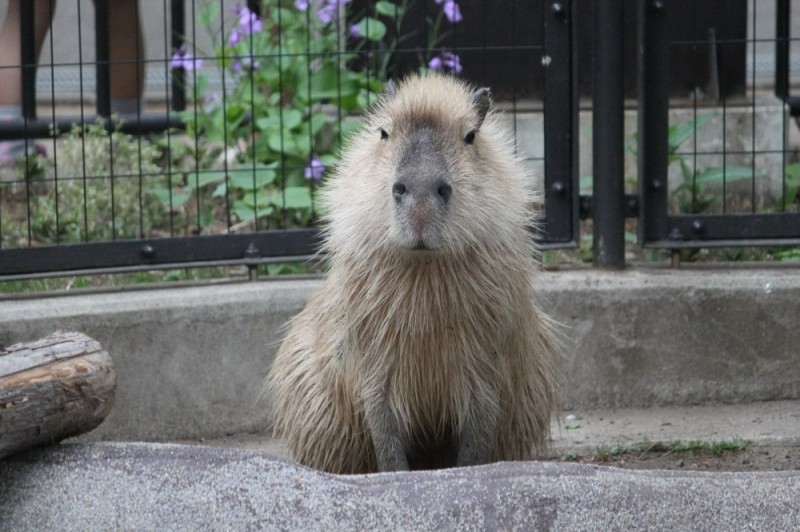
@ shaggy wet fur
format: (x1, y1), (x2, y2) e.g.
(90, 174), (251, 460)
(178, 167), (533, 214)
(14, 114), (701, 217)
(267, 74), (559, 474)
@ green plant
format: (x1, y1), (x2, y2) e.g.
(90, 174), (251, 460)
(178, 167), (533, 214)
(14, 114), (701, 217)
(592, 444), (627, 462)
(665, 437), (748, 456)
(781, 162), (800, 207)
(772, 247), (800, 261)
(166, 0), (464, 232)
(6, 121), (168, 246)
(666, 114), (755, 214)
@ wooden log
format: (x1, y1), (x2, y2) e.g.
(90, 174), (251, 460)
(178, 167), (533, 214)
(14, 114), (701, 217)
(0, 331), (116, 459)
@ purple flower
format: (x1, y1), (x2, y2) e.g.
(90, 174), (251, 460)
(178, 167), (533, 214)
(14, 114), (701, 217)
(171, 46), (203, 71)
(236, 6), (263, 35)
(304, 154), (325, 181)
(349, 24), (362, 39)
(317, 4), (336, 24)
(428, 50), (462, 75)
(296, 0), (350, 24)
(232, 56), (261, 74)
(229, 28), (241, 46)
(442, 1), (462, 23)
(204, 92), (221, 110)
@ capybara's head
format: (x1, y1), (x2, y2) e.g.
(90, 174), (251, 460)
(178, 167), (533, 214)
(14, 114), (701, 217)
(323, 74), (532, 260)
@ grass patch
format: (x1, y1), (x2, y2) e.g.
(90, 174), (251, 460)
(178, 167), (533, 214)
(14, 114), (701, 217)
(586, 437), (748, 462)
(0, 261), (322, 296)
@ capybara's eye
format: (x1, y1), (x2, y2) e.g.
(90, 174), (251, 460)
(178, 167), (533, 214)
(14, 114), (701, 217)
(464, 130), (476, 145)
(380, 128), (389, 141)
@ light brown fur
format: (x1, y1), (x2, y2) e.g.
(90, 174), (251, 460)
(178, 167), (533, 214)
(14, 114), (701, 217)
(267, 74), (559, 474)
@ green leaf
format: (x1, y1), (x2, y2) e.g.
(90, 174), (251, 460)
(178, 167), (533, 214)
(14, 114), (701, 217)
(267, 130), (285, 154)
(354, 17), (387, 41)
(668, 113), (713, 154)
(151, 187), (191, 207)
(318, 153), (337, 166)
(356, 89), (379, 109)
(310, 113), (332, 136)
(192, 74), (209, 100)
(784, 162), (800, 181)
(233, 199), (274, 221)
(188, 170), (228, 188)
(198, 2), (219, 28)
(212, 183), (227, 198)
(294, 133), (311, 158)
(339, 118), (363, 139)
(284, 109), (304, 130)
(228, 166), (277, 190)
(309, 66), (360, 100)
(693, 166), (754, 185)
(256, 116), (281, 132)
(375, 1), (405, 18)
(267, 131), (308, 158)
(273, 186), (313, 209)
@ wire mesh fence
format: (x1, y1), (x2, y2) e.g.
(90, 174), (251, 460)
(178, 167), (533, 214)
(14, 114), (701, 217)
(0, 0), (579, 278)
(637, 0), (800, 251)
(1, 1), (799, 279)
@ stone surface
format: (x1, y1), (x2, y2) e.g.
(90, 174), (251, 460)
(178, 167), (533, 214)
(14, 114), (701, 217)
(1, 442), (798, 530)
(1, 269), (799, 442)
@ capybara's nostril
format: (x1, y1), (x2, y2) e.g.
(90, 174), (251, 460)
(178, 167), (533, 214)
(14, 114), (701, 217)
(437, 183), (452, 203)
(392, 182), (407, 202)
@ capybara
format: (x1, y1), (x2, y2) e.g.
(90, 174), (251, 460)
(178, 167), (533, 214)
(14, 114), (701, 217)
(268, 73), (558, 474)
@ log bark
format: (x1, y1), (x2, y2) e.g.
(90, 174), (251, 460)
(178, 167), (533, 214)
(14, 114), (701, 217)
(0, 331), (116, 459)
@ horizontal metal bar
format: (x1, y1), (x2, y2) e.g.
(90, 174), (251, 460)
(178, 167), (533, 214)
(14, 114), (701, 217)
(644, 238), (800, 250)
(658, 212), (800, 245)
(0, 115), (185, 139)
(579, 194), (639, 220)
(0, 256), (321, 283)
(0, 229), (323, 276)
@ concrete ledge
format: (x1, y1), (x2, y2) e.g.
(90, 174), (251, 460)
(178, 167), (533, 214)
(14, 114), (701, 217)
(2, 443), (798, 530)
(1, 269), (799, 441)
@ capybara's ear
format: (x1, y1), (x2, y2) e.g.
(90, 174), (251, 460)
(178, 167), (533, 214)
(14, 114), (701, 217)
(471, 88), (491, 129)
(386, 79), (398, 99)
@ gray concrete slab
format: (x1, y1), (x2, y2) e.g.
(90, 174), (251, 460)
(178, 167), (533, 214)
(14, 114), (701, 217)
(189, 398), (800, 461)
(2, 269), (799, 442)
(553, 399), (800, 454)
(1, 442), (798, 530)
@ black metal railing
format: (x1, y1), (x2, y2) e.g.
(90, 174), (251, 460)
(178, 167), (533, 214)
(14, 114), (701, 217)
(638, 0), (800, 251)
(1, 0), (799, 280)
(0, 1), (579, 279)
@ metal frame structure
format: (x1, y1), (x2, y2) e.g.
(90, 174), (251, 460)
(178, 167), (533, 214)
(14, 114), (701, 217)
(0, 0), (579, 278)
(2, 0), (799, 279)
(638, 0), (800, 250)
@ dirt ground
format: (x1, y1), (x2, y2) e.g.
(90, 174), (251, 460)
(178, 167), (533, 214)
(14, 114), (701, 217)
(551, 444), (800, 472)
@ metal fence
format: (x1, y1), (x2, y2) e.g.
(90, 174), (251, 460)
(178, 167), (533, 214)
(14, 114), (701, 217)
(638, 0), (800, 252)
(0, 0), (798, 279)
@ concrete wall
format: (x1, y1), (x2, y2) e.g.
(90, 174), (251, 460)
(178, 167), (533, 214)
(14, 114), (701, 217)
(2, 269), (799, 442)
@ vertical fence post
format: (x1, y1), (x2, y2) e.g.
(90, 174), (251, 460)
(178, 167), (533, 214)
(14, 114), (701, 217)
(775, 0), (790, 100)
(592, 0), (626, 268)
(95, 0), (111, 117)
(171, 0), (186, 111)
(20, 2), (37, 121)
(638, 0), (670, 245)
(543, 0), (579, 246)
